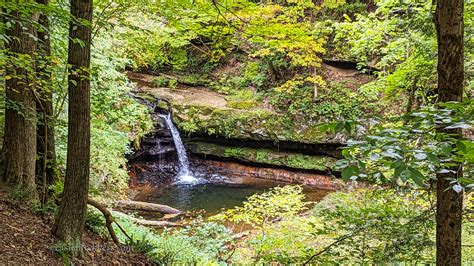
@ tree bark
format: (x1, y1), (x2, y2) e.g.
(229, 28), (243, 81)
(52, 0), (93, 254)
(35, 0), (57, 204)
(1, 2), (38, 202)
(434, 0), (464, 265)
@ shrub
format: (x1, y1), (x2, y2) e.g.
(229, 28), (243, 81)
(216, 187), (437, 264)
(153, 76), (169, 87)
(212, 185), (313, 263)
(168, 78), (178, 89)
(112, 214), (230, 264)
(311, 189), (436, 264)
(213, 185), (309, 229)
(225, 89), (260, 109)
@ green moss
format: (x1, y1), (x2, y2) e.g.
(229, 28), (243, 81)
(187, 142), (336, 171)
(135, 93), (157, 104)
(226, 100), (259, 109)
(225, 89), (261, 109)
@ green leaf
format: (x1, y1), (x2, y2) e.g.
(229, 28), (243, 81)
(341, 166), (360, 180)
(408, 167), (426, 186)
(394, 162), (406, 178)
(399, 169), (411, 181)
(427, 153), (440, 164)
(390, 161), (403, 169)
(344, 122), (352, 134)
(341, 149), (353, 160)
(456, 140), (467, 153)
(439, 142), (452, 155)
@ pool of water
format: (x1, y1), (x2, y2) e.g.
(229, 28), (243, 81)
(143, 181), (330, 215)
(151, 183), (269, 214)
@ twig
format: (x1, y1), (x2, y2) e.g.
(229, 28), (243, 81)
(303, 232), (354, 265)
(113, 219), (134, 244)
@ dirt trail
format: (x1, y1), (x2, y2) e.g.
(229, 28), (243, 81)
(0, 188), (151, 265)
(127, 71), (230, 109)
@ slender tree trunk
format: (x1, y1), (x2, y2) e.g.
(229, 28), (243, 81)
(1, 2), (38, 202)
(52, 0), (93, 254)
(36, 0), (57, 204)
(434, 0), (464, 265)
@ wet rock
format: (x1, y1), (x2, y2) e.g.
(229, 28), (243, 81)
(129, 161), (179, 188)
(186, 142), (337, 173)
(191, 159), (342, 190)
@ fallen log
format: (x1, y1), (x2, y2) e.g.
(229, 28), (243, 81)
(117, 200), (181, 214)
(113, 211), (180, 228)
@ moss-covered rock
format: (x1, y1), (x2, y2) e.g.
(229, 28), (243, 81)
(173, 104), (346, 143)
(186, 142), (337, 172)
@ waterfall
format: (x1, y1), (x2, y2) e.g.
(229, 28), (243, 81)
(159, 113), (196, 183)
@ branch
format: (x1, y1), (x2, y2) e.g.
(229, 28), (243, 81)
(87, 198), (121, 244)
(303, 232), (354, 265)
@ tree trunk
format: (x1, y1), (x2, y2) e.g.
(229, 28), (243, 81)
(434, 0), (464, 265)
(1, 2), (38, 202)
(52, 0), (93, 254)
(36, 0), (57, 204)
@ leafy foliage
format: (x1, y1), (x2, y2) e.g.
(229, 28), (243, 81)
(49, 2), (154, 200)
(311, 189), (436, 264)
(86, 209), (232, 264)
(213, 185), (308, 229)
(332, 101), (474, 191)
(210, 186), (441, 264)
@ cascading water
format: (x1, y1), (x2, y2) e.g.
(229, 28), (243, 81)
(159, 113), (197, 183)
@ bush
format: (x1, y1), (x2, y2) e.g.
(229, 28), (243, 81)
(212, 185), (311, 263)
(178, 74), (211, 86)
(213, 185), (308, 229)
(311, 189), (436, 264)
(215, 187), (437, 264)
(153, 76), (169, 87)
(225, 89), (260, 109)
(113, 214), (231, 264)
(168, 78), (178, 89)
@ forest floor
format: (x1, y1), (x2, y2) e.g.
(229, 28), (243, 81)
(0, 187), (152, 265)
